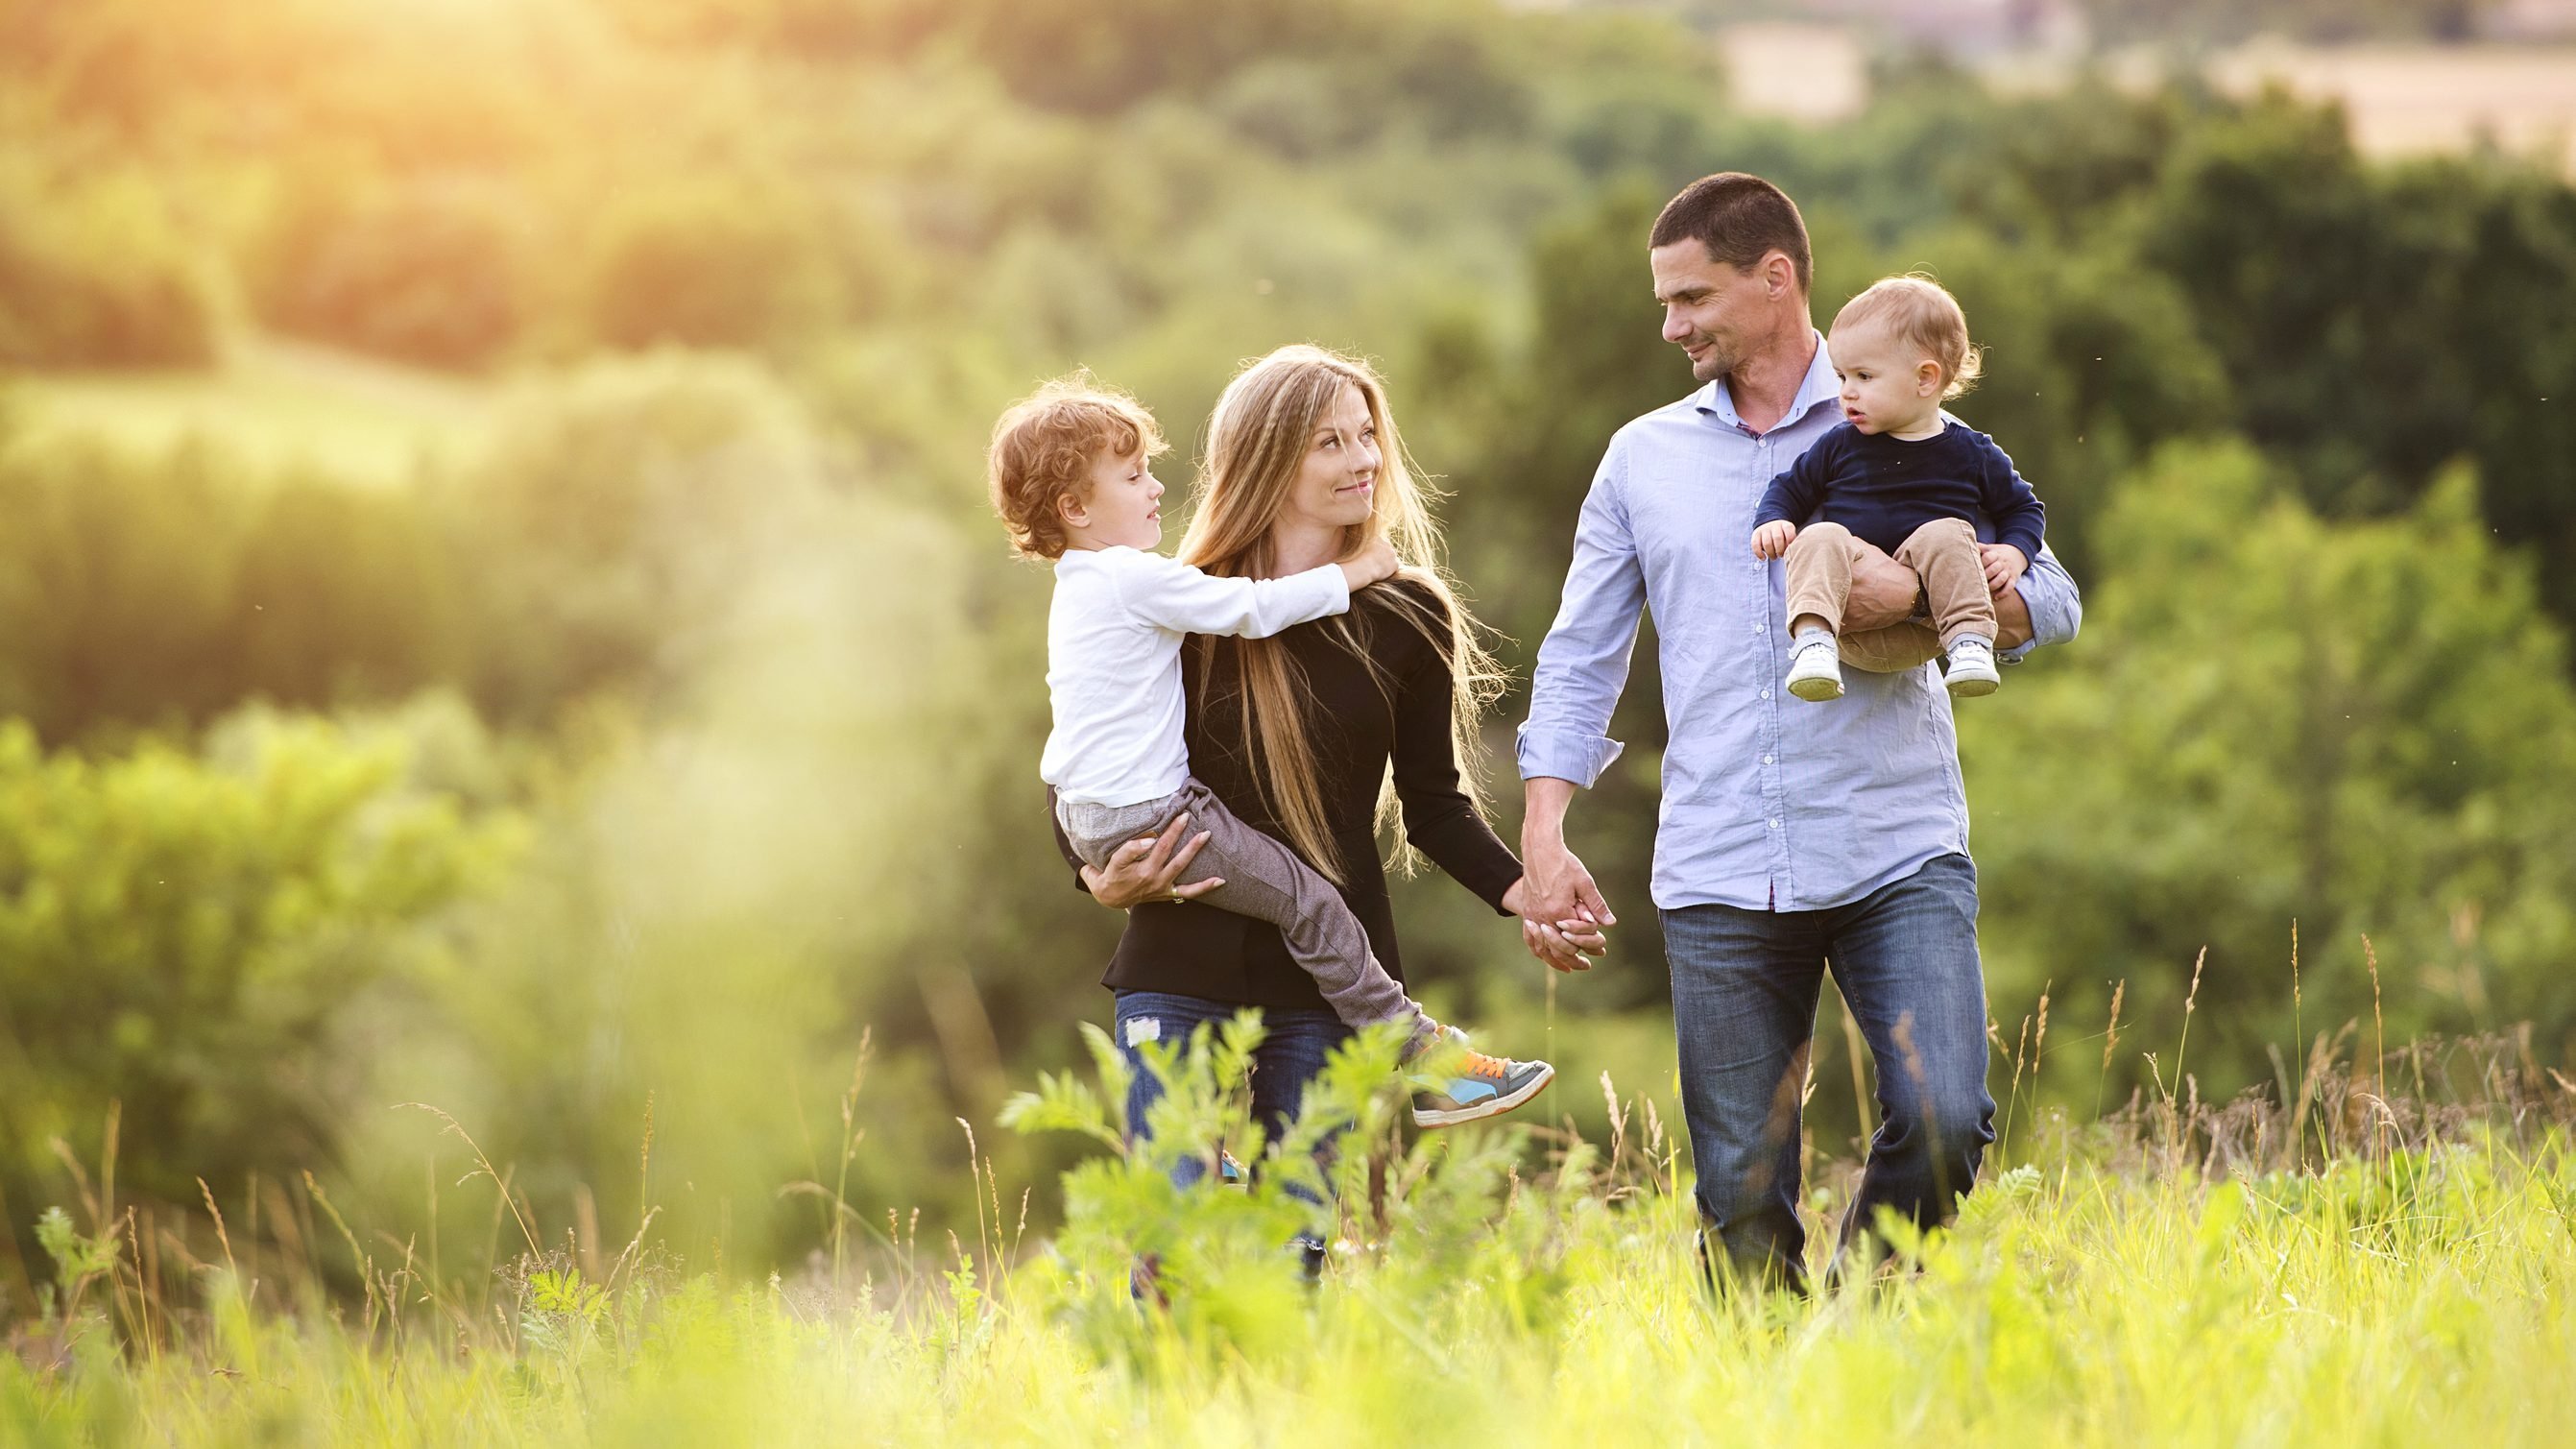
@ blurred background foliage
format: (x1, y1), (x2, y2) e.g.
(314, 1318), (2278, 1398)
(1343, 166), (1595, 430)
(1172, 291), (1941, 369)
(2, 0), (2573, 1305)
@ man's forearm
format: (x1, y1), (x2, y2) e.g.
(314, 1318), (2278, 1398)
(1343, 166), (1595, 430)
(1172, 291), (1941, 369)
(1993, 583), (2033, 650)
(1522, 776), (1579, 850)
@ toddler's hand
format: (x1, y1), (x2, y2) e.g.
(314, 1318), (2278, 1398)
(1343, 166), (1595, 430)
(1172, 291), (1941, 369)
(1349, 535), (1400, 586)
(1980, 543), (2029, 595)
(1750, 520), (1797, 560)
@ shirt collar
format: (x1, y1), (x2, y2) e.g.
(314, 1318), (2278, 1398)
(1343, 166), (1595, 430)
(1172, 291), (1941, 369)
(1694, 329), (1841, 434)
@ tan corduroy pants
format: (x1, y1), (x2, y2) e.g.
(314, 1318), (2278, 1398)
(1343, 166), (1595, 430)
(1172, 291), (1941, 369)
(1782, 518), (1993, 671)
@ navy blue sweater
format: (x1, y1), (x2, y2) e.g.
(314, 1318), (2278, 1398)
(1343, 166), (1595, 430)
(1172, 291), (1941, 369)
(1753, 422), (2046, 561)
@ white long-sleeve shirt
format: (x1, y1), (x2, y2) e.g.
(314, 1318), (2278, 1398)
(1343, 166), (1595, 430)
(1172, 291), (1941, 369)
(1041, 545), (1352, 807)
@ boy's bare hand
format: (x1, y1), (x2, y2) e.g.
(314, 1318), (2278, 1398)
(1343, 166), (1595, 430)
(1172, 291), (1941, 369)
(1341, 535), (1401, 591)
(1750, 520), (1797, 560)
(1979, 543), (2029, 595)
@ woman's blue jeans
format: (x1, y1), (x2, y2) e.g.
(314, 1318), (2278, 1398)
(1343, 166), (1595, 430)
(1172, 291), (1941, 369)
(1111, 989), (1351, 1275)
(1111, 990), (1353, 1185)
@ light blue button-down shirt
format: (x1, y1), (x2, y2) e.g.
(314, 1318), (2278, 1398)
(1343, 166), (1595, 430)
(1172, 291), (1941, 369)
(1516, 334), (2082, 912)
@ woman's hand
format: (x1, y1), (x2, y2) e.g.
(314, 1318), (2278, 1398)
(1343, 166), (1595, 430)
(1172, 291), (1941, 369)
(1502, 876), (1611, 973)
(1081, 811), (1226, 909)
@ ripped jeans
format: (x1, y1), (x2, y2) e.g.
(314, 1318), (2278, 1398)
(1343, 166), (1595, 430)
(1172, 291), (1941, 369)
(1112, 989), (1352, 1185)
(1112, 989), (1350, 1274)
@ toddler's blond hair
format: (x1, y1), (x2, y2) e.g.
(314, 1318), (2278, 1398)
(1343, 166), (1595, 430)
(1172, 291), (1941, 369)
(1831, 274), (1984, 400)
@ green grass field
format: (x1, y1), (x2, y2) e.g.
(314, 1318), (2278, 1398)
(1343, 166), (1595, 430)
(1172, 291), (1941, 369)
(5, 340), (491, 487)
(6, 1024), (2571, 1448)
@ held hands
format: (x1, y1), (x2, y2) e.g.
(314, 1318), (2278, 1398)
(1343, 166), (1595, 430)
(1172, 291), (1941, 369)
(1979, 543), (2029, 596)
(1079, 810), (1225, 908)
(1339, 535), (1401, 592)
(1511, 840), (1616, 973)
(1750, 520), (1797, 560)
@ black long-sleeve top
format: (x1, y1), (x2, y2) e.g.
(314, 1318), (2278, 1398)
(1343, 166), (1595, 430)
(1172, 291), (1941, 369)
(1752, 421), (2047, 561)
(1051, 577), (1524, 1010)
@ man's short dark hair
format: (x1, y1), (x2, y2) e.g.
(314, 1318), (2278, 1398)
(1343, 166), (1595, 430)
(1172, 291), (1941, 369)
(1650, 173), (1812, 295)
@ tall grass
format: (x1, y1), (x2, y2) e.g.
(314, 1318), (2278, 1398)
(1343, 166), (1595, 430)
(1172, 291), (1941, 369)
(5, 1002), (2573, 1447)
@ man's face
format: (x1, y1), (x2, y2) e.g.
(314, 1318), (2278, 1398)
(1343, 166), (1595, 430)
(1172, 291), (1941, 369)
(1651, 238), (1778, 384)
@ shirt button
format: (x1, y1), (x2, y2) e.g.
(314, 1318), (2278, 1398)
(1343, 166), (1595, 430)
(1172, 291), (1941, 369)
(1769, 818), (1782, 830)
(1763, 754), (1774, 764)
(1760, 689), (1771, 700)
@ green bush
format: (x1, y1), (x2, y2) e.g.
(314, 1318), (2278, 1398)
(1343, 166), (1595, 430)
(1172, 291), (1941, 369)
(1966, 442), (2576, 1086)
(0, 708), (518, 1223)
(0, 165), (218, 368)
(234, 479), (469, 709)
(0, 434), (469, 742)
(0, 436), (247, 738)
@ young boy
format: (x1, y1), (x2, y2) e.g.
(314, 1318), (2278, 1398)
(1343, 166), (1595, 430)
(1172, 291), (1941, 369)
(989, 376), (1553, 1129)
(1748, 275), (2046, 702)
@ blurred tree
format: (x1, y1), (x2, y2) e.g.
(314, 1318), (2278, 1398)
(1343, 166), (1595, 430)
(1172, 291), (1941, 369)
(2136, 96), (2576, 619)
(233, 479), (469, 710)
(0, 435), (483, 744)
(2073, 0), (2484, 44)
(253, 177), (531, 371)
(1966, 441), (2576, 1092)
(579, 181), (841, 352)
(0, 439), (244, 739)
(0, 165), (218, 368)
(0, 710), (517, 1242)
(445, 352), (838, 721)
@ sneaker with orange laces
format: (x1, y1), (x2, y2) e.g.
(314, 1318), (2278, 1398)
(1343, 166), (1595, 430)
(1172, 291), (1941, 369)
(1407, 1026), (1554, 1128)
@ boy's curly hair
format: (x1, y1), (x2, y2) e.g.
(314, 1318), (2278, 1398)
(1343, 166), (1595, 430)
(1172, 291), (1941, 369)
(1831, 274), (1985, 400)
(986, 375), (1168, 560)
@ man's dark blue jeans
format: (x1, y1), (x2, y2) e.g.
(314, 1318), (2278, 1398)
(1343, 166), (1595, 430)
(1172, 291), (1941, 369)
(1660, 852), (1996, 1293)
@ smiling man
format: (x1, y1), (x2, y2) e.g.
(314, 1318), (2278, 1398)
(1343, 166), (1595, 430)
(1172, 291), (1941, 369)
(1513, 173), (2083, 1292)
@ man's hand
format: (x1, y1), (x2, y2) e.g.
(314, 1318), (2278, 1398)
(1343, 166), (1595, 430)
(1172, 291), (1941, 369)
(1502, 877), (1610, 973)
(1979, 543), (2028, 596)
(1750, 519), (1796, 560)
(1079, 811), (1225, 908)
(1520, 777), (1616, 974)
(1843, 541), (1919, 631)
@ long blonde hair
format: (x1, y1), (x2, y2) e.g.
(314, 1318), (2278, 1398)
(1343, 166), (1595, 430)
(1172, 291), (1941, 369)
(1177, 345), (1507, 882)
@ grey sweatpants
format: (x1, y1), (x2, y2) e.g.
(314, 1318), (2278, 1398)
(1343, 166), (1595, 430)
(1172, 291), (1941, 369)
(1057, 777), (1431, 1044)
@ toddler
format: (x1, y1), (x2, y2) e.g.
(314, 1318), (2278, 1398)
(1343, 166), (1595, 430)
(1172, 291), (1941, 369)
(1749, 276), (2046, 701)
(989, 376), (1554, 1129)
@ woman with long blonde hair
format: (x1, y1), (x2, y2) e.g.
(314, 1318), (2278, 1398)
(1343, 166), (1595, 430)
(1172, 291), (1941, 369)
(1064, 345), (1607, 1268)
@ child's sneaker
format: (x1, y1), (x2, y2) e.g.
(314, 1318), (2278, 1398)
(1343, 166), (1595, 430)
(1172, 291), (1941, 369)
(1944, 635), (2000, 697)
(1408, 1026), (1554, 1128)
(1786, 635), (1844, 702)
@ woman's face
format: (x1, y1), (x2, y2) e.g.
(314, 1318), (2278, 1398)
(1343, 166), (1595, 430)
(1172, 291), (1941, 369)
(1277, 383), (1380, 539)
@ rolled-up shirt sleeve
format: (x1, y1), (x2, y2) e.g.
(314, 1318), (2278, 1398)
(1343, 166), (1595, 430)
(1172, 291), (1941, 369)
(2001, 542), (2082, 664)
(1516, 437), (1646, 788)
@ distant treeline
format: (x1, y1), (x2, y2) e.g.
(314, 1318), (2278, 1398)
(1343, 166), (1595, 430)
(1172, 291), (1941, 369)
(1666, 0), (2495, 44)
